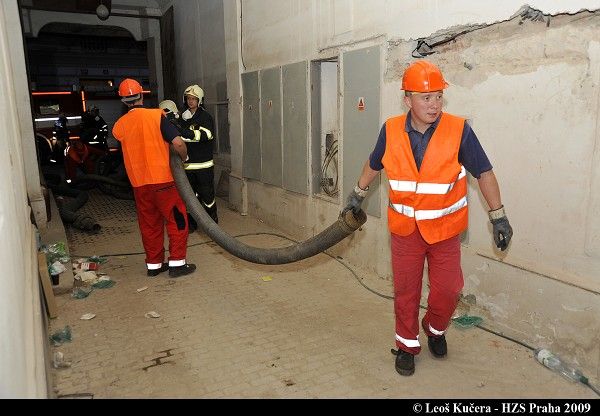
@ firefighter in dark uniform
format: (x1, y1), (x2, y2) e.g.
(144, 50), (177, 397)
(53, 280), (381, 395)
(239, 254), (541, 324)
(179, 85), (218, 226)
(51, 113), (69, 164)
(81, 106), (108, 150)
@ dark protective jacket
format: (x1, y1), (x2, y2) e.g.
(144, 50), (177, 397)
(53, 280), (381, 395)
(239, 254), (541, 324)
(180, 106), (215, 169)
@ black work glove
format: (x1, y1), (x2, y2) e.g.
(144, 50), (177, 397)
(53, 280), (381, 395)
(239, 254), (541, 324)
(489, 206), (513, 251)
(180, 128), (195, 140)
(342, 184), (368, 214)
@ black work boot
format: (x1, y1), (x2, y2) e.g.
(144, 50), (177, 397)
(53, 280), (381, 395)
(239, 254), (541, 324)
(169, 263), (196, 278)
(394, 349), (415, 376)
(427, 334), (447, 358)
(147, 263), (168, 277)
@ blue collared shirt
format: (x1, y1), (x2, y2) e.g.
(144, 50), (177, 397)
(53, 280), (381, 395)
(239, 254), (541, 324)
(369, 112), (492, 178)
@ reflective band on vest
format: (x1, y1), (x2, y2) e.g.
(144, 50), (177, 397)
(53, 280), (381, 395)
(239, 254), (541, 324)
(389, 166), (466, 194)
(390, 196), (467, 220)
(184, 160), (214, 170)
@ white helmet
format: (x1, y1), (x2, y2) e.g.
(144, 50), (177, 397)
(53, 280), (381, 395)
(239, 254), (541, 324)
(183, 84), (204, 103)
(159, 100), (179, 116)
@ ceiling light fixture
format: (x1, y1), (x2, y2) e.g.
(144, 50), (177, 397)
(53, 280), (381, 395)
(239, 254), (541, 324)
(96, 1), (110, 21)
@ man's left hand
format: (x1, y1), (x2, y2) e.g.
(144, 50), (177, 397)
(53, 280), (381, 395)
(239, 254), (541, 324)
(489, 206), (513, 251)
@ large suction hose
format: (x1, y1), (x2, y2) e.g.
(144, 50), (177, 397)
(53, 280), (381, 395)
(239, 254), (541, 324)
(170, 150), (367, 265)
(50, 184), (102, 233)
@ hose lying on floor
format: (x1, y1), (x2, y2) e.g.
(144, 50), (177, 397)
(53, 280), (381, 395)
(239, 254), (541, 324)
(170, 149), (367, 265)
(74, 174), (134, 200)
(50, 184), (101, 233)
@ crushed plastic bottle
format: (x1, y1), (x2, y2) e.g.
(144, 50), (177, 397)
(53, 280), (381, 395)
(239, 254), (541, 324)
(534, 348), (588, 385)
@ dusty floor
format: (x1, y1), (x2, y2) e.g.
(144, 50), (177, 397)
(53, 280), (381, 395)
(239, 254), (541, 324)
(48, 190), (597, 398)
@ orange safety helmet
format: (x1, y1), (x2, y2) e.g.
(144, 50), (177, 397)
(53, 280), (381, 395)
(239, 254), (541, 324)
(402, 60), (449, 92)
(118, 78), (143, 103)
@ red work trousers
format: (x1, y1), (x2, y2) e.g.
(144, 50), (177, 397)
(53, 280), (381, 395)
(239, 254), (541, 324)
(132, 182), (189, 269)
(391, 229), (463, 355)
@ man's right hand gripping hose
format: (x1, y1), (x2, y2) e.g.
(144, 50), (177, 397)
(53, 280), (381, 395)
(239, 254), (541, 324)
(343, 184), (367, 216)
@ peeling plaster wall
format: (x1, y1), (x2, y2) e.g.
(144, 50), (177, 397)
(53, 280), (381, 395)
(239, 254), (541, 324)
(225, 0), (600, 378)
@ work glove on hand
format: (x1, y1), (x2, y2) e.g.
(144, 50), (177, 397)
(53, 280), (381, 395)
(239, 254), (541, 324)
(489, 206), (513, 251)
(180, 127), (195, 140)
(343, 184), (368, 214)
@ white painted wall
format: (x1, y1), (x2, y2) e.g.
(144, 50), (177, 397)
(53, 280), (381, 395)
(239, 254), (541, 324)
(0, 0), (47, 398)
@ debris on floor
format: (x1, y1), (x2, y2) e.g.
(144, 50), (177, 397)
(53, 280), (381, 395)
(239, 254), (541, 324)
(145, 311), (161, 319)
(50, 326), (72, 346)
(92, 277), (115, 289)
(53, 351), (72, 369)
(72, 286), (93, 299)
(80, 313), (96, 320)
(452, 314), (483, 329)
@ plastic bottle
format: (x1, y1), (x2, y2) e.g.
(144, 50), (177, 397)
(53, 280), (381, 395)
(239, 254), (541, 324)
(534, 348), (588, 385)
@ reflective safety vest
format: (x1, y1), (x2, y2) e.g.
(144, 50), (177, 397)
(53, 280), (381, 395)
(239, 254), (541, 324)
(382, 113), (468, 244)
(112, 108), (174, 187)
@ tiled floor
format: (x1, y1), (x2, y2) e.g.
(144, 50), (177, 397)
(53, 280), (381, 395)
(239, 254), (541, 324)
(49, 190), (596, 398)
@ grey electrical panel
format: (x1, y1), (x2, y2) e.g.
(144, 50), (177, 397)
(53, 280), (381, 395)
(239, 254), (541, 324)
(342, 46), (381, 217)
(242, 71), (261, 180)
(282, 61), (308, 195)
(260, 67), (282, 187)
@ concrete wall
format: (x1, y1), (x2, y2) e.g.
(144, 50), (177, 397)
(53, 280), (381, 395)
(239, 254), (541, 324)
(169, 0), (227, 104)
(223, 0), (600, 382)
(0, 0), (47, 398)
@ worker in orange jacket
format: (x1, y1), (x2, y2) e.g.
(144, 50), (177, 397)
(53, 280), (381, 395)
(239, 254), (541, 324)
(343, 60), (513, 376)
(112, 78), (196, 278)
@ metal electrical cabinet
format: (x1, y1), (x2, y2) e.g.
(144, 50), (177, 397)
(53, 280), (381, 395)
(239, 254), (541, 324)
(342, 46), (381, 218)
(242, 71), (261, 180)
(282, 61), (309, 195)
(260, 67), (283, 187)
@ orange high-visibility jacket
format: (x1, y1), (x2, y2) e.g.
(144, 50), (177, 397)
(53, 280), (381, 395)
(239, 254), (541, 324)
(113, 108), (173, 187)
(382, 113), (468, 244)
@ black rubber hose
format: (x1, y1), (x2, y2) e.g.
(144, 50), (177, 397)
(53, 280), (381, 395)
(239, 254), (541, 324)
(73, 174), (131, 189)
(75, 173), (134, 200)
(50, 184), (102, 233)
(170, 149), (367, 265)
